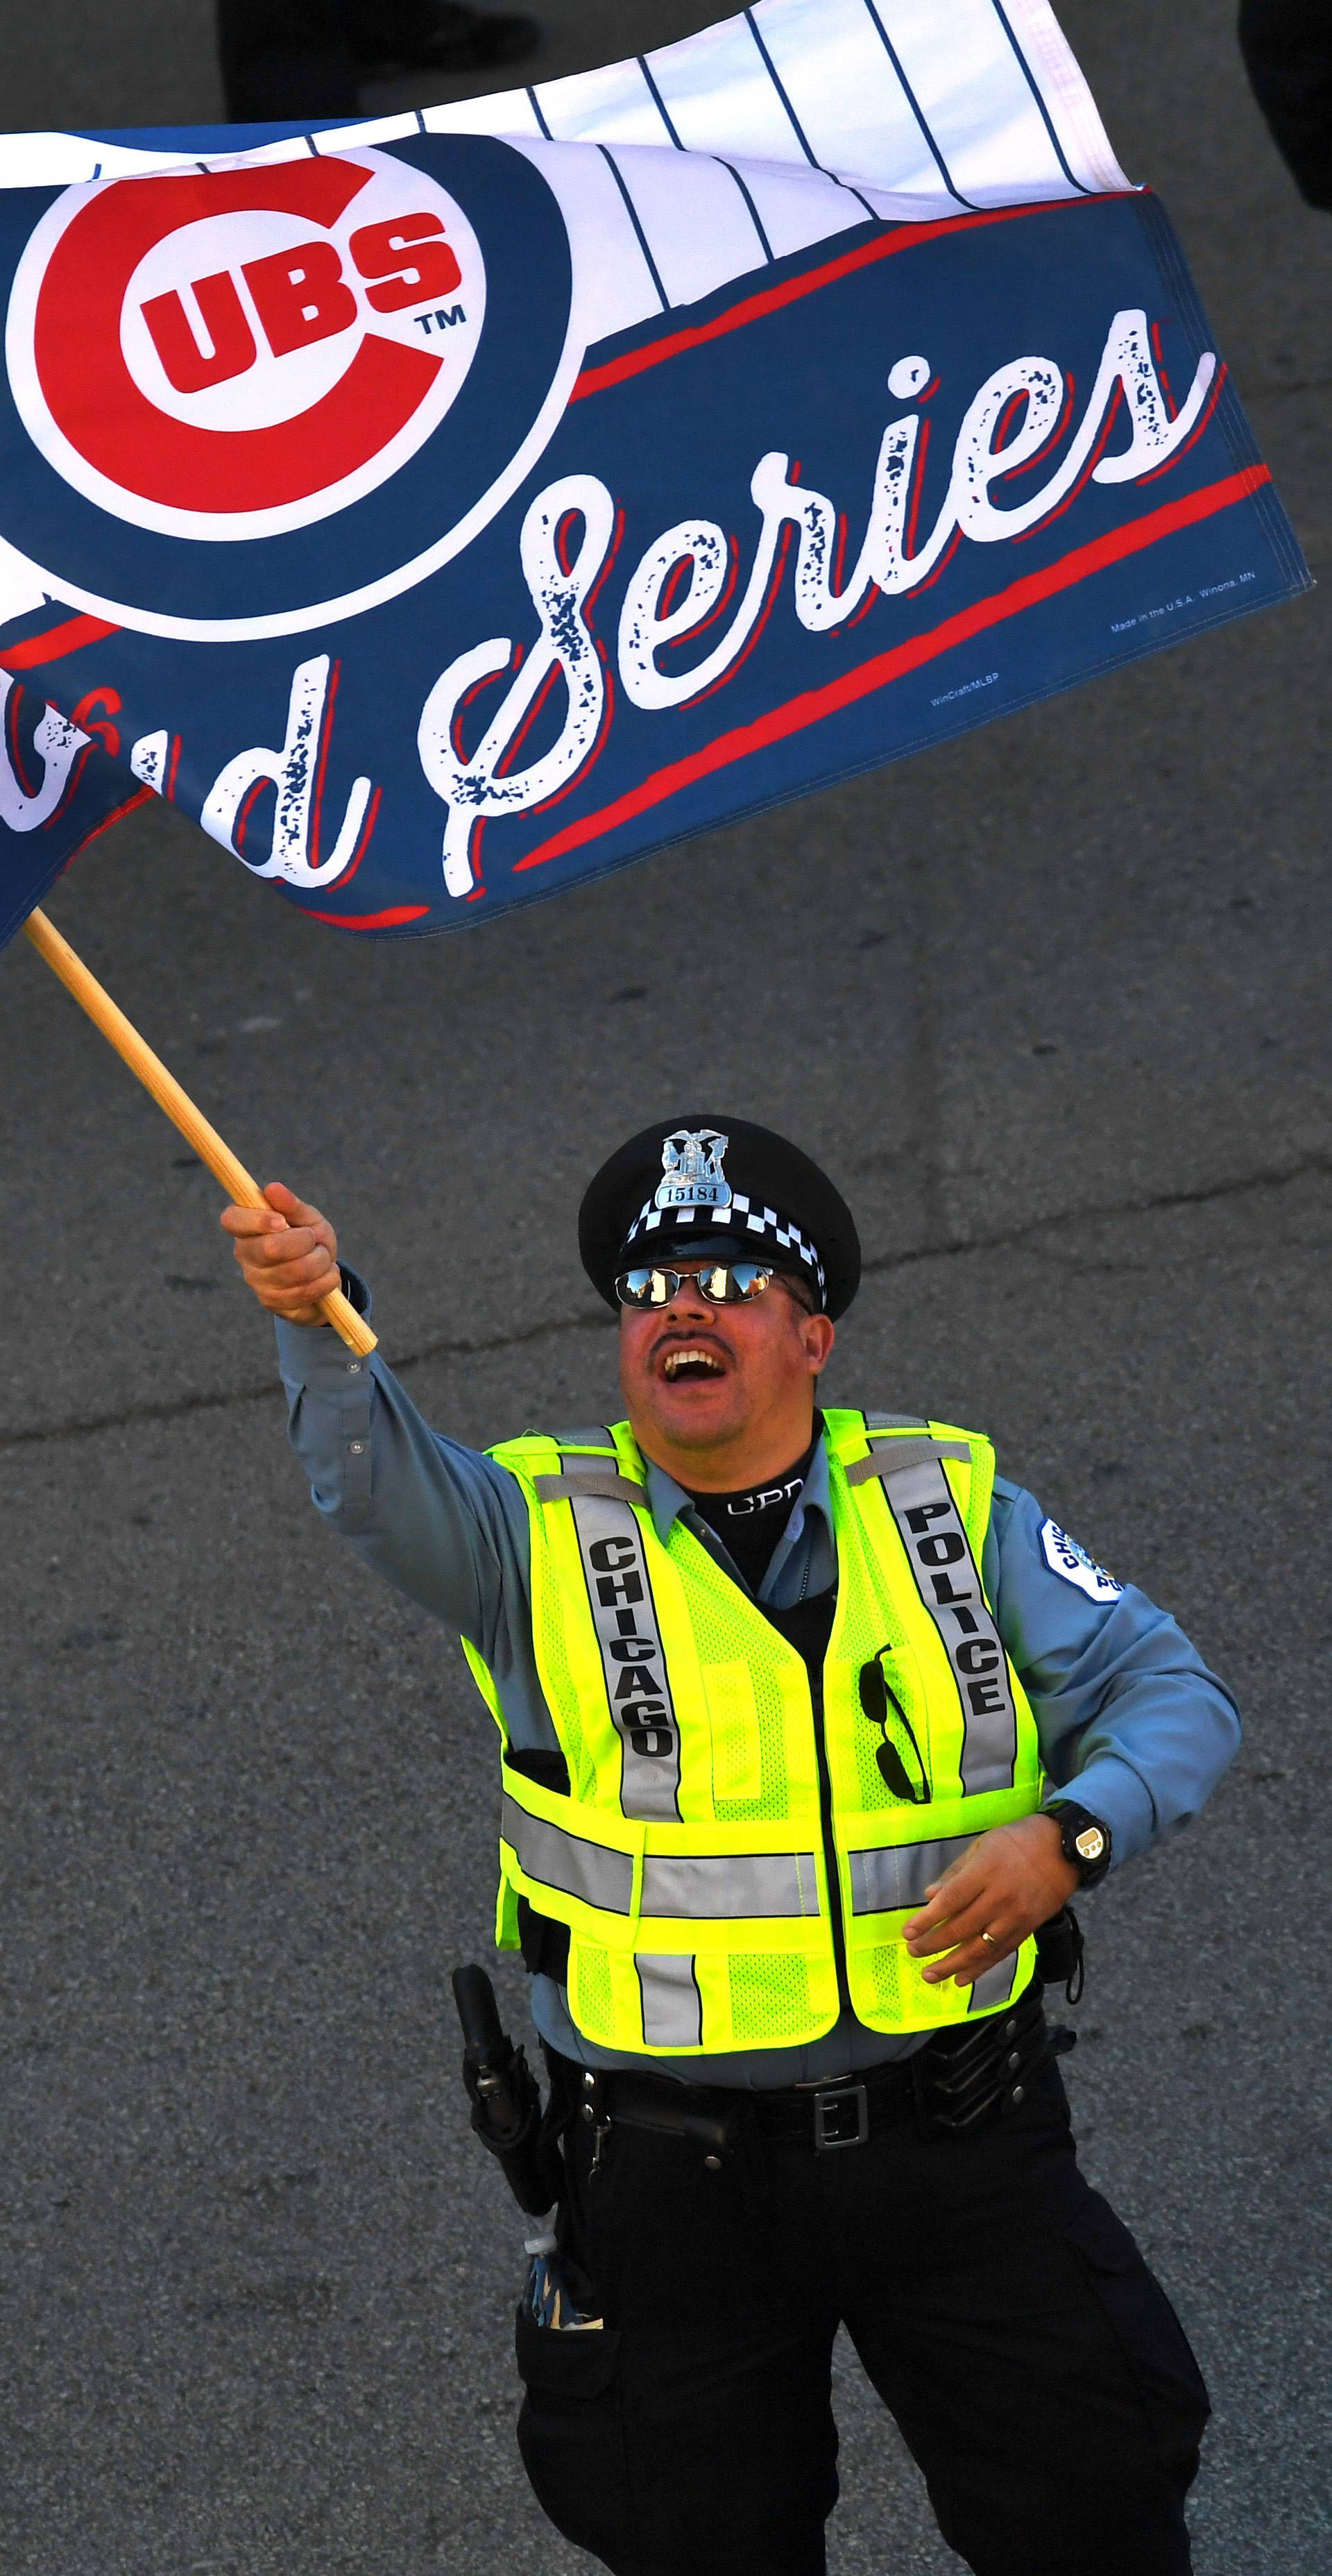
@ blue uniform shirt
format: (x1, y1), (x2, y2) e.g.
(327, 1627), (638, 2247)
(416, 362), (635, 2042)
(275, 1289), (1240, 2090)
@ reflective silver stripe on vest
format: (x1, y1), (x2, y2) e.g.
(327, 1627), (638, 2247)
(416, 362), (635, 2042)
(968, 1949), (1020, 2013)
(876, 1455), (1018, 1796)
(501, 1795), (634, 1915)
(534, 1470), (647, 1505)
(638, 1954), (703, 2048)
(563, 1483), (683, 1822)
(847, 1836), (977, 1917)
(640, 1849), (821, 1920)
(845, 1437), (970, 1486)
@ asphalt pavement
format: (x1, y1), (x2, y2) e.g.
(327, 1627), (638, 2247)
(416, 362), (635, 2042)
(1, 5), (1329, 2572)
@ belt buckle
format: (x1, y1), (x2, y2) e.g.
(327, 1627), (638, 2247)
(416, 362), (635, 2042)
(813, 2082), (869, 2150)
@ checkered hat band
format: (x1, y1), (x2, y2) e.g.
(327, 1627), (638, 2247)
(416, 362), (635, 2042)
(624, 1192), (826, 1297)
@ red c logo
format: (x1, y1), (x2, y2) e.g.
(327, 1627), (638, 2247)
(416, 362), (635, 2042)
(31, 161), (447, 515)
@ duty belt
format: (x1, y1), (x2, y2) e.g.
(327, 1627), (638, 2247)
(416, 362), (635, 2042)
(556, 1985), (1073, 2160)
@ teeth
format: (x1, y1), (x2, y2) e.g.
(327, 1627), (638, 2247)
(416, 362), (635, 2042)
(663, 1348), (723, 1378)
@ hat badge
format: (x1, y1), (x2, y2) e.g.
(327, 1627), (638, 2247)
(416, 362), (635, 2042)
(654, 1127), (732, 1214)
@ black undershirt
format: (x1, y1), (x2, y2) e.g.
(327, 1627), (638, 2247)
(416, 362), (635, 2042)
(684, 1434), (819, 1594)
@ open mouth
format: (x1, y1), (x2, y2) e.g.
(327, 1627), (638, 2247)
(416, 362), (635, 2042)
(659, 1346), (727, 1384)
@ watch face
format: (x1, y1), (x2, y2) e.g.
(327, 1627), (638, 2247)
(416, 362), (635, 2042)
(1074, 1825), (1106, 1863)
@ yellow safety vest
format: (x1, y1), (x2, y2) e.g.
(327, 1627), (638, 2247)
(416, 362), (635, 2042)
(463, 1409), (1043, 2058)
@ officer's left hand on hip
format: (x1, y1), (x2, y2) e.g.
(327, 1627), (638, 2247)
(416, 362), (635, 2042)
(903, 1816), (1079, 1985)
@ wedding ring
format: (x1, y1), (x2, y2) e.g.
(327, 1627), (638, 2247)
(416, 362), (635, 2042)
(980, 1929), (1000, 1949)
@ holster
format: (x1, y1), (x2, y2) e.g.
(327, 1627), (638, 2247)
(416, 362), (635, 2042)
(461, 2041), (567, 2216)
(454, 1964), (567, 2217)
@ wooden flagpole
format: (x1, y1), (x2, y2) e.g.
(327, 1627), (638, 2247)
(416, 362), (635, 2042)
(22, 906), (377, 1357)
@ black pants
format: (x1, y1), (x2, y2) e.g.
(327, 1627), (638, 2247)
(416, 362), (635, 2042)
(1239, 0), (1332, 208)
(515, 2056), (1209, 2576)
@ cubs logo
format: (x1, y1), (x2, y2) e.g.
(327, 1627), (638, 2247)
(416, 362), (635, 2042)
(0, 134), (577, 638)
(9, 155), (487, 535)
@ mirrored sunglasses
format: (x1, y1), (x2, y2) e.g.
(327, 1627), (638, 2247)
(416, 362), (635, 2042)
(615, 1260), (778, 1308)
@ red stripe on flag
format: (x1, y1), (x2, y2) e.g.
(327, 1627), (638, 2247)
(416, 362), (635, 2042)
(0, 614), (121, 670)
(302, 902), (432, 928)
(515, 465), (1270, 875)
(570, 196), (1137, 402)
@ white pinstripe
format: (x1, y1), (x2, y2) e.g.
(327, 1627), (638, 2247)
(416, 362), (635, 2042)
(0, 1), (1131, 252)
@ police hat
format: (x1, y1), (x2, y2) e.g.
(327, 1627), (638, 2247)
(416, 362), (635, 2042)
(579, 1115), (862, 1319)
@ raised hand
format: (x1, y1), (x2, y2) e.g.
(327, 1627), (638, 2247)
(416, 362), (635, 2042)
(220, 1180), (341, 1323)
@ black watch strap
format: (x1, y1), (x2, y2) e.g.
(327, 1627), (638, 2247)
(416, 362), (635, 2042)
(1046, 1800), (1113, 1888)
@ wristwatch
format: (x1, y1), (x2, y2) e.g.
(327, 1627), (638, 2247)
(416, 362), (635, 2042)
(1045, 1800), (1113, 1888)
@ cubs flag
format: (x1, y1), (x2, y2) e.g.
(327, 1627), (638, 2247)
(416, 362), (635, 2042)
(0, 0), (1309, 950)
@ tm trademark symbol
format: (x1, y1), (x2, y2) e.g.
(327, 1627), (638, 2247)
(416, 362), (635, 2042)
(415, 304), (467, 335)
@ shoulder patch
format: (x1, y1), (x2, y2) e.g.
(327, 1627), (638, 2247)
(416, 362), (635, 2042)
(1039, 1518), (1124, 1602)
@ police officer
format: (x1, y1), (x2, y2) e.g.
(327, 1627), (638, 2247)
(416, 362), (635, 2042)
(222, 1115), (1238, 2576)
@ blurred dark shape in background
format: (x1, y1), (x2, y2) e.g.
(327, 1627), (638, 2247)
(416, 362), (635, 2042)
(1239, 0), (1332, 207)
(216, 0), (540, 121)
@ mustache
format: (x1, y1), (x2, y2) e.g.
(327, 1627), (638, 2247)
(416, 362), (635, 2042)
(649, 1325), (733, 1363)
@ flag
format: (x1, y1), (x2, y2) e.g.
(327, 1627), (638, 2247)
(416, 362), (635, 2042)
(0, 0), (1309, 951)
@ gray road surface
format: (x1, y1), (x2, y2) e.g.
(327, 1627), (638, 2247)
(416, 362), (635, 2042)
(1, 5), (1329, 2572)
